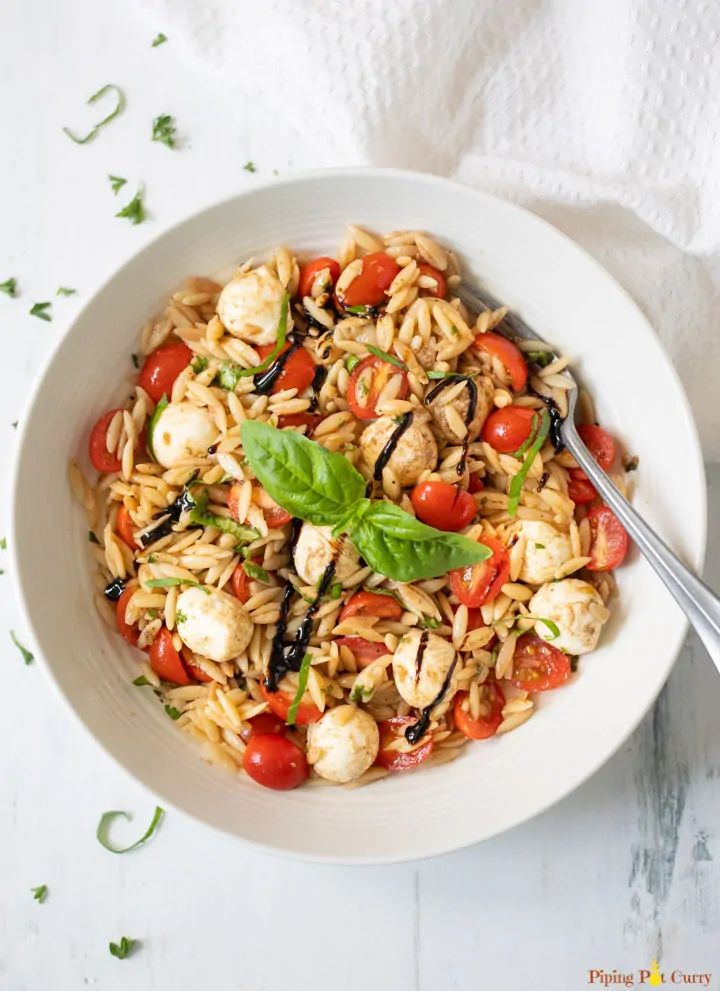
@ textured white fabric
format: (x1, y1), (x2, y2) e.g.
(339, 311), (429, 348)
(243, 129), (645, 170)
(140, 0), (720, 457)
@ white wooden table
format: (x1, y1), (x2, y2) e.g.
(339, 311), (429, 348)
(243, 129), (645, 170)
(2, 3), (719, 987)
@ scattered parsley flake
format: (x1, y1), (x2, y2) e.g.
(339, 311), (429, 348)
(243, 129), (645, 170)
(0, 278), (17, 297)
(191, 355), (208, 374)
(175, 610), (188, 624)
(11, 631), (33, 665)
(108, 175), (127, 195)
(63, 84), (126, 145)
(151, 32), (168, 47)
(56, 286), (76, 297)
(164, 705), (182, 720)
(152, 114), (176, 149)
(243, 161), (257, 173)
(31, 885), (48, 904)
(29, 301), (51, 321)
(116, 191), (146, 225)
(420, 616), (441, 629)
(349, 684), (371, 703)
(132, 675), (151, 687)
(109, 937), (136, 960)
(0, 538), (6, 550)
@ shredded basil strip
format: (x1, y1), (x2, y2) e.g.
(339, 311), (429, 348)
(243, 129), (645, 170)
(243, 560), (270, 583)
(145, 577), (210, 594)
(63, 84), (126, 144)
(96, 806), (164, 854)
(146, 394), (168, 460)
(286, 653), (313, 726)
(427, 370), (464, 380)
(521, 615), (561, 640)
(236, 294), (289, 377)
(507, 410), (550, 516)
(365, 344), (407, 370)
(187, 488), (258, 543)
(512, 412), (540, 459)
(344, 354), (361, 373)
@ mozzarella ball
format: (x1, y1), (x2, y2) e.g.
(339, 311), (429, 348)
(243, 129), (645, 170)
(360, 412), (438, 487)
(293, 523), (360, 586)
(392, 629), (457, 709)
(175, 586), (252, 663)
(529, 579), (610, 655)
(216, 265), (293, 346)
(306, 705), (380, 783)
(426, 375), (494, 444)
(517, 520), (574, 585)
(151, 401), (217, 468)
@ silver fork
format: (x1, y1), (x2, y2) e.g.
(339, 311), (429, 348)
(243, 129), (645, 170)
(458, 283), (720, 669)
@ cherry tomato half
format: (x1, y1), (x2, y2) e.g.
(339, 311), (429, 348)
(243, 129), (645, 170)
(298, 256), (341, 298)
(376, 716), (434, 771)
(89, 408), (124, 473)
(253, 488), (293, 529)
(115, 588), (139, 647)
(260, 681), (322, 726)
(244, 711), (287, 738)
(149, 627), (192, 685)
(340, 591), (403, 622)
(571, 424), (616, 481)
(346, 355), (409, 420)
(568, 476), (597, 506)
(473, 332), (528, 391)
(453, 682), (505, 740)
(116, 505), (137, 550)
(336, 252), (400, 309)
(450, 536), (510, 608)
(243, 734), (309, 790)
(509, 633), (571, 691)
(416, 262), (447, 299)
(256, 342), (316, 395)
(277, 411), (322, 433)
(334, 636), (389, 669)
(468, 473), (485, 494)
(481, 406), (538, 454)
(185, 660), (213, 683)
(230, 564), (251, 604)
(411, 481), (476, 532)
(586, 505), (629, 571)
(138, 340), (193, 403)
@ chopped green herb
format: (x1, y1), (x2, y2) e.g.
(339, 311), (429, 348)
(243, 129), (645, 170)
(152, 113), (176, 149)
(286, 653), (312, 726)
(145, 577), (210, 594)
(116, 190), (146, 225)
(11, 631), (33, 665)
(132, 675), (151, 687)
(187, 488), (258, 543)
(88, 530), (100, 544)
(512, 413), (540, 459)
(96, 806), (164, 854)
(147, 609), (158, 619)
(507, 410), (550, 516)
(29, 301), (51, 321)
(356, 378), (369, 399)
(215, 360), (244, 391)
(526, 350), (554, 368)
(109, 937), (136, 960)
(243, 560), (270, 584)
(328, 580), (343, 600)
(450, 326), (460, 337)
(31, 885), (48, 903)
(365, 344), (407, 370)
(175, 610), (188, 624)
(345, 305), (373, 316)
(534, 542), (545, 550)
(420, 616), (441, 629)
(345, 354), (361, 373)
(426, 370), (466, 380)
(234, 294), (289, 379)
(10, 421), (17, 429)
(349, 684), (371, 703)
(63, 84), (126, 144)
(521, 616), (561, 640)
(191, 354), (209, 374)
(151, 32), (168, 47)
(243, 161), (257, 173)
(0, 570), (4, 576)
(147, 554), (157, 564)
(164, 705), (182, 720)
(0, 278), (17, 297)
(0, 538), (6, 549)
(272, 168), (279, 176)
(56, 286), (76, 297)
(108, 174), (127, 195)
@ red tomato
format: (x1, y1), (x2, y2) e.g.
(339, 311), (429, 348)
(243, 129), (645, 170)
(138, 341), (193, 403)
(243, 734), (309, 790)
(115, 588), (139, 646)
(277, 411), (322, 433)
(334, 636), (389, 669)
(453, 682), (505, 740)
(262, 501), (292, 529)
(568, 476), (597, 506)
(571, 424), (616, 481)
(116, 505), (137, 549)
(346, 355), (409, 420)
(416, 262), (447, 299)
(466, 608), (486, 633)
(227, 482), (245, 523)
(336, 252), (401, 308)
(185, 661), (212, 683)
(450, 536), (510, 608)
(468, 473), (485, 494)
(245, 711), (287, 738)
(89, 408), (124, 473)
(230, 564), (250, 604)
(260, 681), (322, 726)
(148, 627), (192, 685)
(586, 505), (629, 571)
(376, 716), (434, 771)
(481, 406), (538, 454)
(411, 481), (476, 532)
(510, 633), (571, 691)
(340, 591), (403, 622)
(255, 342), (316, 395)
(298, 256), (340, 298)
(473, 332), (528, 391)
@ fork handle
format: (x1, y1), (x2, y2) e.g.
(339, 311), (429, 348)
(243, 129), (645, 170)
(563, 419), (720, 669)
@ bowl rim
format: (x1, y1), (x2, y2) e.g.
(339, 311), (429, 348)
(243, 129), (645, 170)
(8, 166), (708, 863)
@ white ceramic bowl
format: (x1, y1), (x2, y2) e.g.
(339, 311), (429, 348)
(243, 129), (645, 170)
(10, 169), (706, 863)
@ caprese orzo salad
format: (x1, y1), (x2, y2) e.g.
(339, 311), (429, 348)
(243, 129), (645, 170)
(70, 225), (631, 791)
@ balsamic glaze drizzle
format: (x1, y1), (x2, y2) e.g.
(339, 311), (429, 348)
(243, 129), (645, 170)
(405, 658), (458, 746)
(424, 376), (478, 476)
(103, 576), (126, 602)
(254, 340), (301, 395)
(308, 365), (329, 413)
(413, 631), (429, 684)
(373, 412), (413, 481)
(138, 484), (197, 548)
(546, 400), (565, 453)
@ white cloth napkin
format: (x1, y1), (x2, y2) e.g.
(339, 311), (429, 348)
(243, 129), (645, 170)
(140, 0), (720, 459)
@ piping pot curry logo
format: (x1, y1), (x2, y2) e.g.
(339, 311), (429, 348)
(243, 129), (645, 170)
(587, 960), (713, 987)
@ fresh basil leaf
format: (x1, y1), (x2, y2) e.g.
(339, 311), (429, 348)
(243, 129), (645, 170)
(365, 345), (407, 370)
(31, 884), (48, 903)
(146, 577), (210, 594)
(286, 653), (312, 726)
(146, 394), (168, 460)
(151, 32), (167, 46)
(116, 190), (145, 225)
(109, 936), (136, 960)
(507, 410), (550, 516)
(29, 301), (51, 321)
(108, 174), (127, 195)
(243, 560), (270, 583)
(241, 420), (366, 526)
(351, 502), (490, 581)
(96, 806), (164, 853)
(63, 84), (126, 144)
(152, 113), (176, 149)
(11, 631), (33, 665)
(235, 294), (289, 378)
(0, 277), (17, 297)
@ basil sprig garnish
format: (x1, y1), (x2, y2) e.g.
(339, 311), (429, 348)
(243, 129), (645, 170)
(507, 409), (550, 516)
(241, 421), (490, 581)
